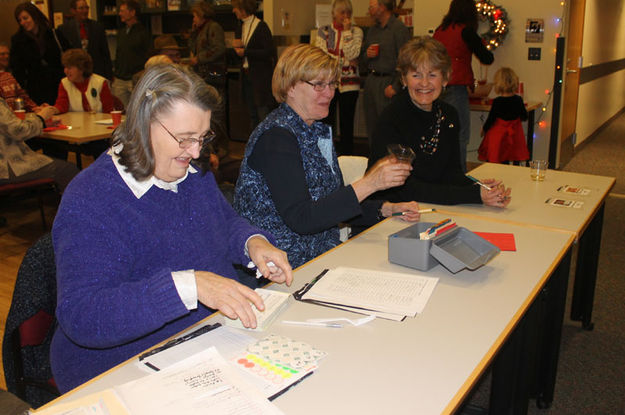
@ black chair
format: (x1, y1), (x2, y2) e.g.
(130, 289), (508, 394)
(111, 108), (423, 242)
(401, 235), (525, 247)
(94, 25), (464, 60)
(2, 234), (60, 408)
(0, 178), (56, 231)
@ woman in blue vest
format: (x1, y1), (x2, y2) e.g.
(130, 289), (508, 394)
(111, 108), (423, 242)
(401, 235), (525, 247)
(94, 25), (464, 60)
(234, 44), (421, 268)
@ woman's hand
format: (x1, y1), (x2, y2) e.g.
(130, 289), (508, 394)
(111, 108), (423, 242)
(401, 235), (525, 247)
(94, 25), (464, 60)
(384, 85), (396, 98)
(195, 271), (264, 329)
(352, 156), (412, 202)
(381, 201), (421, 222)
(37, 106), (57, 120)
(247, 236), (293, 286)
(234, 47), (245, 57)
(480, 178), (512, 208)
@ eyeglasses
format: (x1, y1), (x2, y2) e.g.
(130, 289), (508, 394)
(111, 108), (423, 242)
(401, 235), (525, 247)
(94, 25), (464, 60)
(305, 80), (338, 92)
(157, 120), (216, 149)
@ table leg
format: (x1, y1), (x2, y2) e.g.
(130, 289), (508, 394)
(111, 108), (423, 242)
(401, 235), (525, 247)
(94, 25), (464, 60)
(570, 202), (605, 330)
(489, 298), (536, 415)
(532, 248), (572, 408)
(526, 109), (535, 160)
(67, 143), (84, 170)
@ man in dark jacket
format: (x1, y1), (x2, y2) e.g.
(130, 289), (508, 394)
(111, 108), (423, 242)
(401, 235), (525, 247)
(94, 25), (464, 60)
(58, 0), (113, 80)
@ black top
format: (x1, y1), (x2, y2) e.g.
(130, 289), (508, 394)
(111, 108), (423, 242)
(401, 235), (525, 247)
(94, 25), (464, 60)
(483, 95), (528, 133)
(248, 126), (382, 234)
(461, 28), (494, 65)
(368, 90), (482, 205)
(58, 19), (113, 80)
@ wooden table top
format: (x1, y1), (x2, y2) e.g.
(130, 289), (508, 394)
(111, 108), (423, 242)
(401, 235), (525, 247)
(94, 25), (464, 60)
(40, 112), (120, 144)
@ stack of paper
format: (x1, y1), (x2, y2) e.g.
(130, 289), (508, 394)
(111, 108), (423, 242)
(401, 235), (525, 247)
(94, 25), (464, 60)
(293, 267), (439, 321)
(224, 288), (290, 331)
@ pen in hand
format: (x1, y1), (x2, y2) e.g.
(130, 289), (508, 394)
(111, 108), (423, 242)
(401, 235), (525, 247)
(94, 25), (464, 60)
(392, 208), (437, 216)
(466, 175), (493, 191)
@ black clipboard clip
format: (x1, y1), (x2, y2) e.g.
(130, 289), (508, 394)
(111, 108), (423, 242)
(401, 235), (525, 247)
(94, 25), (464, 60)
(292, 269), (329, 300)
(139, 322), (222, 364)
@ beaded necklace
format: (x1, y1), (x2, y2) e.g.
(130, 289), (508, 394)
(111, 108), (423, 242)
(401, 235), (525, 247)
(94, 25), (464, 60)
(419, 102), (445, 155)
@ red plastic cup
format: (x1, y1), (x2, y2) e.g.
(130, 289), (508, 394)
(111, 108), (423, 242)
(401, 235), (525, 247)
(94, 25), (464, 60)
(14, 110), (26, 120)
(111, 110), (122, 127)
(370, 44), (380, 57)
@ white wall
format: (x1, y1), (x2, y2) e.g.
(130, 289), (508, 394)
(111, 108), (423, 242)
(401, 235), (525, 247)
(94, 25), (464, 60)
(576, 0), (625, 146)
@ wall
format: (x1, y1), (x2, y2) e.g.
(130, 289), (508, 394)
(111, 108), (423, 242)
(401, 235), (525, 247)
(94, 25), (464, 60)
(0, 1), (24, 46)
(575, 0), (625, 147)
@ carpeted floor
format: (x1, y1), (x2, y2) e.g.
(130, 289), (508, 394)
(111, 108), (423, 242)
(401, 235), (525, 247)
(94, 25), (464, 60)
(464, 111), (625, 414)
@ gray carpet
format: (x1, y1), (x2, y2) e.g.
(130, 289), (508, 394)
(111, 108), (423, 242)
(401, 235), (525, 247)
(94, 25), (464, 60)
(464, 112), (625, 414)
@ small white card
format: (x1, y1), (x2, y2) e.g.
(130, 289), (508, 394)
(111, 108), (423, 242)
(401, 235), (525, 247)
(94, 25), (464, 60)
(557, 185), (591, 196)
(545, 198), (584, 209)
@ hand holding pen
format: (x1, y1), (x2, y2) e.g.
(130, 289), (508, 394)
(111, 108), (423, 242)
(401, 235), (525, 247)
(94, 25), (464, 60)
(478, 178), (512, 208)
(384, 201), (421, 222)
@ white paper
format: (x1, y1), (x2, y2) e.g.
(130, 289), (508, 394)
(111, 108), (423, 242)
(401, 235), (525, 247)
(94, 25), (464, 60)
(117, 347), (284, 415)
(94, 119), (113, 125)
(302, 267), (438, 317)
(224, 288), (290, 331)
(137, 325), (255, 373)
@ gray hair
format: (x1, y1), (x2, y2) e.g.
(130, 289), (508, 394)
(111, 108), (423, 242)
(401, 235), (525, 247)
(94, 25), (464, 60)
(332, 0), (353, 14)
(113, 64), (221, 180)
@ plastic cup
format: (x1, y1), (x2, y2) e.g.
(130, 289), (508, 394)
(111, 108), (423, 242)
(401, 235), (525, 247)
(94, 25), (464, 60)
(529, 160), (548, 181)
(14, 110), (26, 120)
(110, 110), (122, 127)
(370, 43), (380, 57)
(387, 144), (416, 165)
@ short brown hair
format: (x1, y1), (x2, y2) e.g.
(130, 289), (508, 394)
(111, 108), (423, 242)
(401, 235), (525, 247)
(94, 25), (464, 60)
(191, 1), (215, 20)
(272, 44), (339, 103)
(231, 0), (256, 15)
(62, 48), (93, 78)
(113, 64), (221, 180)
(493, 67), (519, 95)
(397, 37), (451, 82)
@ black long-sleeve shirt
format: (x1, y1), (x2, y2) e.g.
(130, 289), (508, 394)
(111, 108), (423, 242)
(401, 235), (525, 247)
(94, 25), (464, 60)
(483, 95), (528, 133)
(368, 90), (482, 205)
(248, 127), (382, 235)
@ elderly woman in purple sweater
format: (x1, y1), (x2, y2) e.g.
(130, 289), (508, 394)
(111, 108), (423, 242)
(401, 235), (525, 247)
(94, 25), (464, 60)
(51, 64), (292, 393)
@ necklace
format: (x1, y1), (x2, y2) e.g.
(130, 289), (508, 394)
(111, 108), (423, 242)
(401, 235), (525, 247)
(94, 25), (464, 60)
(419, 103), (444, 155)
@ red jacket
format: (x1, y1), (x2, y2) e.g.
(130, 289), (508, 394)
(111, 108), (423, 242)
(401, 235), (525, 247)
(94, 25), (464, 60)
(433, 24), (474, 86)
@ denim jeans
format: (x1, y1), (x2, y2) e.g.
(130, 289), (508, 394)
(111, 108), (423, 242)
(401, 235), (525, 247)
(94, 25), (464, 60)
(441, 85), (470, 172)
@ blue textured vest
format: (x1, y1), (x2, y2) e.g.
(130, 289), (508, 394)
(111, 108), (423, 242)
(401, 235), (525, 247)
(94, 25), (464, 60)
(234, 103), (342, 268)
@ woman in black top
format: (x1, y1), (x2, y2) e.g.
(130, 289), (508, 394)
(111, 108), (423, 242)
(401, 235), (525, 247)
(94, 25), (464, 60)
(368, 37), (510, 207)
(10, 2), (67, 105)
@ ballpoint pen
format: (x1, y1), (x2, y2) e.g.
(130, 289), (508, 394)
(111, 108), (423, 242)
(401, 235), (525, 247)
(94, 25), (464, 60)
(282, 320), (343, 328)
(391, 208), (437, 216)
(466, 174), (493, 191)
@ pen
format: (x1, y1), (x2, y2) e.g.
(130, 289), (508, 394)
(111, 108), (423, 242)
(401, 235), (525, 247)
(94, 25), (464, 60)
(391, 208), (437, 216)
(282, 320), (343, 328)
(466, 174), (493, 191)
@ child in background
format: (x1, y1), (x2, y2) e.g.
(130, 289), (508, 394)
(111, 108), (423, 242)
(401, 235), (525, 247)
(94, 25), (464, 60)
(478, 67), (529, 163)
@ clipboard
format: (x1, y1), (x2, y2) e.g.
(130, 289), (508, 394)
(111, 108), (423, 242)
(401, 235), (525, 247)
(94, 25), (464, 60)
(293, 269), (408, 321)
(138, 323), (222, 370)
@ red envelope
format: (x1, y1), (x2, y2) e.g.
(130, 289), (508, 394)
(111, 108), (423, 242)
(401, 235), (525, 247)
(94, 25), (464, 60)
(474, 232), (516, 251)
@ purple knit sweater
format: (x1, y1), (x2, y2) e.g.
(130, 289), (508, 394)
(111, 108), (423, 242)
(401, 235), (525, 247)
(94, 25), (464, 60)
(51, 154), (272, 392)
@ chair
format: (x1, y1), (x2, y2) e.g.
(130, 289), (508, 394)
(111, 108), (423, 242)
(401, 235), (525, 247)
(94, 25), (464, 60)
(2, 233), (60, 409)
(0, 178), (56, 231)
(337, 155), (368, 185)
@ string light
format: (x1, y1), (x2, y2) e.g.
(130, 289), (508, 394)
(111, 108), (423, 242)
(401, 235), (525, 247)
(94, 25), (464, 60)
(475, 1), (509, 50)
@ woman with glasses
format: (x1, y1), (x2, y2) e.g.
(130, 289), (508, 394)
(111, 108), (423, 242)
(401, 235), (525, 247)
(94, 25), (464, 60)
(234, 44), (421, 269)
(51, 64), (292, 393)
(367, 37), (510, 207)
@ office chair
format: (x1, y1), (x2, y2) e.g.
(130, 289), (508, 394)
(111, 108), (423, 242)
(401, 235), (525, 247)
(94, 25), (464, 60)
(2, 233), (60, 408)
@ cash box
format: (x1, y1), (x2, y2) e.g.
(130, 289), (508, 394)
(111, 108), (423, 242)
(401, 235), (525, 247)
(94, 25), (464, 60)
(388, 222), (500, 273)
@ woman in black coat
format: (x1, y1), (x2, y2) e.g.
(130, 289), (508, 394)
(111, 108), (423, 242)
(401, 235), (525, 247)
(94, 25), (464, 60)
(10, 2), (68, 105)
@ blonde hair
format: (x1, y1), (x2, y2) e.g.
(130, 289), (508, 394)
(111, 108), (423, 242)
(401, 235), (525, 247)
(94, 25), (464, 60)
(397, 37), (451, 82)
(493, 67), (519, 95)
(272, 44), (339, 103)
(332, 0), (353, 15)
(145, 54), (173, 68)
